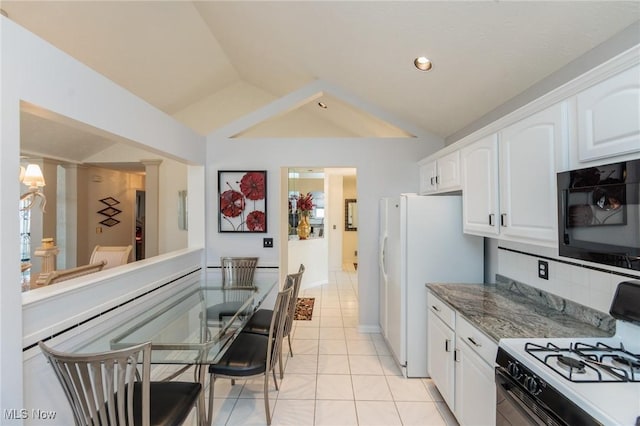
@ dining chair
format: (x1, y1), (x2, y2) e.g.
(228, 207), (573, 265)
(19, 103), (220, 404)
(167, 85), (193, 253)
(39, 340), (202, 426)
(243, 264), (305, 362)
(207, 283), (293, 426)
(206, 257), (259, 323)
(89, 245), (133, 270)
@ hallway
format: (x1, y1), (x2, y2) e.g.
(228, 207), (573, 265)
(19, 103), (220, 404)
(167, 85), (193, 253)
(200, 269), (458, 425)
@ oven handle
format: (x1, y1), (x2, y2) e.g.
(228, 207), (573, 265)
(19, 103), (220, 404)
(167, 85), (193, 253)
(495, 368), (561, 426)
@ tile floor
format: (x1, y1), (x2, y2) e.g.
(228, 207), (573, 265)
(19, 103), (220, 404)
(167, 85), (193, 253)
(192, 269), (458, 426)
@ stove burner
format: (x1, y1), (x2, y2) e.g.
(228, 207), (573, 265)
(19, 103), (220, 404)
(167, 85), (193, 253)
(524, 341), (640, 383)
(611, 355), (640, 371)
(556, 355), (586, 373)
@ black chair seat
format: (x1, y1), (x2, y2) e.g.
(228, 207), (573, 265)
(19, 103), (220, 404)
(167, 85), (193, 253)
(129, 382), (202, 426)
(243, 308), (273, 335)
(206, 301), (247, 322)
(210, 332), (269, 377)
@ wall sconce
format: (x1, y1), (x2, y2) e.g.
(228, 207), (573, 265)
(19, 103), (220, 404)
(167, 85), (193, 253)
(20, 164), (46, 211)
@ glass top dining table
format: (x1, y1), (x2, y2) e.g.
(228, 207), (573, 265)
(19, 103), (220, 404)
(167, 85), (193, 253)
(77, 277), (278, 365)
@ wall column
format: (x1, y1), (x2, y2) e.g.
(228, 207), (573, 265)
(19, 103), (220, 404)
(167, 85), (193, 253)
(59, 164), (79, 268)
(141, 160), (162, 258)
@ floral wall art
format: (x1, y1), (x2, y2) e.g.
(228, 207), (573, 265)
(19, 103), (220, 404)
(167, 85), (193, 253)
(218, 170), (267, 233)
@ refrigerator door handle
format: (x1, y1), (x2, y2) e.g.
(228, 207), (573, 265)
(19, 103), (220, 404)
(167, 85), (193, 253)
(379, 234), (388, 278)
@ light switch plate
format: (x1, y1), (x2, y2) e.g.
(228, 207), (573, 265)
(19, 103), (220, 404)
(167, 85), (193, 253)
(263, 238), (273, 248)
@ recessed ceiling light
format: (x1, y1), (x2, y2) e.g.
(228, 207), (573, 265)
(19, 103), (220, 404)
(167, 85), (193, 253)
(414, 56), (433, 72)
(318, 102), (328, 109)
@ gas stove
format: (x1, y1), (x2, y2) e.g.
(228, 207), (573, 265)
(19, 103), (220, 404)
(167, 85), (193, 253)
(496, 281), (640, 426)
(524, 340), (640, 383)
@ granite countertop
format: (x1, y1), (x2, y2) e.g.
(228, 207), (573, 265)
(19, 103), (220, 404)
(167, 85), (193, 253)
(427, 276), (615, 343)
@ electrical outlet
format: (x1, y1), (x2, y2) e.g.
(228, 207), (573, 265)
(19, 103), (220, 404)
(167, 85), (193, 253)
(538, 260), (549, 280)
(263, 238), (273, 248)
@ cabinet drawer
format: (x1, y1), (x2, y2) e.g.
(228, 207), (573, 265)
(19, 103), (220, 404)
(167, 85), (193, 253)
(428, 292), (455, 329)
(456, 316), (497, 366)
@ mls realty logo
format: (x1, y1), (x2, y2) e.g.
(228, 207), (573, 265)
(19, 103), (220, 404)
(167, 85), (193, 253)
(4, 408), (57, 420)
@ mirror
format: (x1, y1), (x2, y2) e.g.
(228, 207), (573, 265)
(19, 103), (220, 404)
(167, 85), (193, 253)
(20, 102), (189, 289)
(345, 199), (357, 231)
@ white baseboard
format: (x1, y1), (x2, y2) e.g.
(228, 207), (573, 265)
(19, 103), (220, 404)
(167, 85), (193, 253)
(358, 324), (381, 334)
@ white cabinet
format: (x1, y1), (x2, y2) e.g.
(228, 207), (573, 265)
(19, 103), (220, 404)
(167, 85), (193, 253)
(461, 134), (499, 236)
(454, 336), (496, 426)
(454, 316), (497, 426)
(427, 292), (498, 426)
(419, 159), (438, 194)
(427, 309), (455, 408)
(498, 102), (568, 245)
(461, 102), (567, 245)
(576, 64), (640, 164)
(419, 151), (461, 194)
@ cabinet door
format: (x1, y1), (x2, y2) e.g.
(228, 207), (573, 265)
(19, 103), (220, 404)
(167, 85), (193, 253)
(419, 160), (438, 194)
(576, 64), (640, 163)
(461, 134), (499, 236)
(427, 310), (455, 409)
(454, 337), (496, 426)
(437, 151), (461, 191)
(499, 102), (568, 245)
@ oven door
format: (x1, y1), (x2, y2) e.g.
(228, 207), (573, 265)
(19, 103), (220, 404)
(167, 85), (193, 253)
(495, 368), (562, 426)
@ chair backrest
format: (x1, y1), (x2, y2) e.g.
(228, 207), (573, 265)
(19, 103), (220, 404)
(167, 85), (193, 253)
(266, 284), (294, 373)
(89, 245), (133, 270)
(283, 265), (305, 338)
(220, 257), (258, 288)
(42, 261), (107, 286)
(39, 341), (152, 426)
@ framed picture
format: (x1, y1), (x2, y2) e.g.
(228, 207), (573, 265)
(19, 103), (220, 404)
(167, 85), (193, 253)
(218, 170), (267, 233)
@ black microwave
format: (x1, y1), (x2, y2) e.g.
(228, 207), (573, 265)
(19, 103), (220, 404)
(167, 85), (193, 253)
(557, 159), (640, 271)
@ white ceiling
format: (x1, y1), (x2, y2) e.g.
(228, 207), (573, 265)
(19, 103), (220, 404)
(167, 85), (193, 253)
(4, 1), (640, 159)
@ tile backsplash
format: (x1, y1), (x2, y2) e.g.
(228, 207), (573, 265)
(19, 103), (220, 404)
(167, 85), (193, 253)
(496, 244), (639, 314)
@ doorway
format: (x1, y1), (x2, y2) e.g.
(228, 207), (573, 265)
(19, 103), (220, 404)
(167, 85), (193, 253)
(284, 167), (358, 289)
(135, 190), (145, 261)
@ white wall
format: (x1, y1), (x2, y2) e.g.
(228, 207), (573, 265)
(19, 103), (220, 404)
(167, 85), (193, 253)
(206, 136), (442, 330)
(84, 143), (190, 255)
(1, 17), (205, 418)
(342, 175), (358, 266)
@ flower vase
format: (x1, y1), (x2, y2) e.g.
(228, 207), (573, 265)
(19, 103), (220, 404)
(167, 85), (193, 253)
(297, 213), (311, 240)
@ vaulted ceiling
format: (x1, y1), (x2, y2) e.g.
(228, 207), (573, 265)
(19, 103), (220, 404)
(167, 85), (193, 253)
(4, 1), (640, 154)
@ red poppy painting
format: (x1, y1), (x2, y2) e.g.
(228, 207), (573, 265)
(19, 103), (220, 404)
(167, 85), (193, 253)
(218, 170), (267, 232)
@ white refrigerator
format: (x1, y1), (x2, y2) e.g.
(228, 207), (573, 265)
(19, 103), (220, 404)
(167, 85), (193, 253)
(379, 194), (483, 377)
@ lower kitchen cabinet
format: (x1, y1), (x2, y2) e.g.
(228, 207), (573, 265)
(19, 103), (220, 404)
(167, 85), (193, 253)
(427, 309), (455, 408)
(454, 335), (496, 426)
(427, 291), (497, 426)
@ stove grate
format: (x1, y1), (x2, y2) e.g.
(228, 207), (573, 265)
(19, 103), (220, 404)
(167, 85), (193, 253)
(524, 341), (639, 383)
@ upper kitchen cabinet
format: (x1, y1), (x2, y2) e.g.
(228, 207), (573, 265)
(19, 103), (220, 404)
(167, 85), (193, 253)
(574, 64), (640, 166)
(498, 102), (568, 245)
(461, 134), (499, 236)
(419, 150), (461, 194)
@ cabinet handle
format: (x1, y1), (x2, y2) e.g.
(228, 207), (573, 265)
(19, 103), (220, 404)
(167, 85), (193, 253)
(431, 305), (441, 312)
(500, 213), (507, 227)
(467, 337), (481, 347)
(435, 176), (439, 184)
(454, 349), (460, 362)
(445, 339), (451, 352)
(489, 214), (494, 226)
(430, 177), (434, 185)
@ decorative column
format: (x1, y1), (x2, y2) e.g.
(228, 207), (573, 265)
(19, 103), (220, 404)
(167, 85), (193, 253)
(33, 238), (60, 286)
(141, 159), (162, 258)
